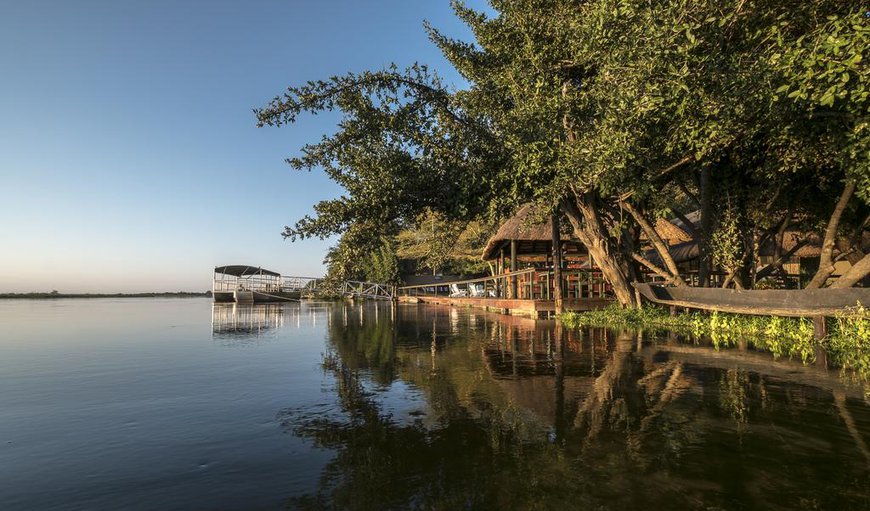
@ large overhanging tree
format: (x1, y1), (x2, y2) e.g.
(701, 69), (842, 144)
(258, 0), (869, 306)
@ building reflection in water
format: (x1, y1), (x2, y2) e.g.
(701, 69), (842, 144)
(211, 303), (286, 336)
(280, 301), (870, 510)
(211, 302), (333, 339)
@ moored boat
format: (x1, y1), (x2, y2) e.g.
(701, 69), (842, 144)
(634, 282), (869, 317)
(233, 289), (254, 303)
(213, 265), (318, 303)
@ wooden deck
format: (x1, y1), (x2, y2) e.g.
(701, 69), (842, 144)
(398, 294), (613, 318)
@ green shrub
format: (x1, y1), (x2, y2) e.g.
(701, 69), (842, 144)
(828, 305), (870, 381)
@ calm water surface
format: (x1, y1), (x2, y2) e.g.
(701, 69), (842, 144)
(1, 298), (868, 510)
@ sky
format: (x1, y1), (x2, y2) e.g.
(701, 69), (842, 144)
(0, 0), (487, 292)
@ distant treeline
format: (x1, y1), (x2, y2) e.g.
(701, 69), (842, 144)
(0, 291), (212, 299)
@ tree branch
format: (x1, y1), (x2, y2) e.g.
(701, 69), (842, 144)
(631, 253), (683, 286)
(755, 239), (809, 281)
(620, 201), (686, 286)
(617, 156), (694, 202)
(830, 253), (870, 289)
(676, 179), (701, 209)
(807, 181), (856, 289)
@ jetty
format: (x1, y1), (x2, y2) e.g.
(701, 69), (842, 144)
(212, 265), (320, 303)
(397, 269), (612, 318)
(213, 266), (397, 303)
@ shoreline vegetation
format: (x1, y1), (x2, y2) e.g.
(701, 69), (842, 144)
(562, 305), (870, 386)
(249, 1), (869, 396)
(0, 291), (212, 299)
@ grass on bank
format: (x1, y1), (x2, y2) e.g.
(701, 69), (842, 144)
(562, 304), (870, 382)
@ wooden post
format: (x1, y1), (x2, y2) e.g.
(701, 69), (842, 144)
(499, 247), (505, 298)
(813, 315), (828, 341)
(551, 212), (563, 314)
(510, 239), (518, 299)
(545, 249), (552, 300)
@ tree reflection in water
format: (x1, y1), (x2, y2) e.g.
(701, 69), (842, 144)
(279, 303), (870, 510)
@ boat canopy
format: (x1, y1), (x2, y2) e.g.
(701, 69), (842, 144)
(214, 265), (281, 278)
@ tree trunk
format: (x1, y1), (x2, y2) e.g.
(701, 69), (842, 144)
(561, 195), (638, 308)
(698, 167), (713, 287)
(560, 81), (636, 307)
(770, 210), (792, 280)
(551, 211), (564, 314)
(830, 253), (870, 288)
(631, 253), (683, 286)
(807, 181), (856, 289)
(749, 228), (760, 288)
(721, 270), (735, 289)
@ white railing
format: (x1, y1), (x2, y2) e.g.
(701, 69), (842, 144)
(341, 281), (395, 300)
(397, 268), (613, 300)
(280, 276), (322, 293)
(212, 274), (322, 294)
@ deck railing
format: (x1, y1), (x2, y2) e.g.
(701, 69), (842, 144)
(280, 276), (322, 293)
(213, 274), (321, 294)
(398, 268), (613, 301)
(213, 274), (282, 293)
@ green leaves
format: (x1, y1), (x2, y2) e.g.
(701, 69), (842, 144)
(260, 0), (868, 290)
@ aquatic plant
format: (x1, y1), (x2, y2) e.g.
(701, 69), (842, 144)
(562, 305), (695, 333)
(563, 304), (868, 383)
(828, 304), (870, 381)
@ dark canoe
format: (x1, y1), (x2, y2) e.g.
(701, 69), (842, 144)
(634, 282), (870, 317)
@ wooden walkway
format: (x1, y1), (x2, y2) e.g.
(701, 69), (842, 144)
(398, 294), (613, 318)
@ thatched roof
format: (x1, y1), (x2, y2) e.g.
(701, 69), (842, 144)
(759, 231), (823, 258)
(652, 217), (695, 244)
(647, 230), (869, 265)
(481, 204), (567, 260)
(640, 211), (697, 245)
(489, 204), (553, 240)
(646, 232), (821, 266)
(482, 203), (697, 260)
(757, 230), (868, 259)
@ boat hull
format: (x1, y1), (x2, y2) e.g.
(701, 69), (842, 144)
(213, 290), (302, 303)
(634, 282), (869, 317)
(213, 291), (235, 302)
(233, 290), (254, 303)
(251, 291), (301, 302)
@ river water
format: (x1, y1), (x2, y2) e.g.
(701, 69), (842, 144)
(0, 298), (868, 510)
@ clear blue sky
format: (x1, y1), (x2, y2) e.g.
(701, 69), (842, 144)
(0, 0), (485, 292)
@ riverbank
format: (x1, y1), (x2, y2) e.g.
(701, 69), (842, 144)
(562, 305), (870, 385)
(0, 292), (211, 299)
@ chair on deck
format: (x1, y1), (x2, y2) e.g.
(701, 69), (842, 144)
(449, 284), (468, 297)
(469, 283), (493, 298)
